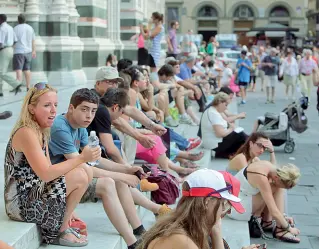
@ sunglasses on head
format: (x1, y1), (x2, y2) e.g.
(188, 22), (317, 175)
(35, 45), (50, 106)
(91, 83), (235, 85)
(28, 82), (47, 104)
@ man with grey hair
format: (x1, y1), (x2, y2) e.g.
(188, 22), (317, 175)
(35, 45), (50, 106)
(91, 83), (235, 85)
(13, 14), (36, 91)
(299, 49), (318, 101)
(261, 47), (280, 103)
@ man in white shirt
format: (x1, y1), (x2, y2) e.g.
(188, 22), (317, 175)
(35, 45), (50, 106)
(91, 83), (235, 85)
(13, 14), (36, 91)
(0, 14), (22, 96)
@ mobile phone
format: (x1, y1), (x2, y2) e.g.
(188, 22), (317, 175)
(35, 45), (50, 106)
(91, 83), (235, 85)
(258, 243), (267, 249)
(141, 164), (152, 174)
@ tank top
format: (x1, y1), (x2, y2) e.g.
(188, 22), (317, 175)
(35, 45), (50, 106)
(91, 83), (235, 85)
(137, 34), (145, 49)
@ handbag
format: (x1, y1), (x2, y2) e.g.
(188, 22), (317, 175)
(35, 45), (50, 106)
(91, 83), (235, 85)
(248, 215), (262, 238)
(147, 165), (180, 205)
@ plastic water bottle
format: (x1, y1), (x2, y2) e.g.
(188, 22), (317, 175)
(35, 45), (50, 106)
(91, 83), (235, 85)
(88, 131), (99, 166)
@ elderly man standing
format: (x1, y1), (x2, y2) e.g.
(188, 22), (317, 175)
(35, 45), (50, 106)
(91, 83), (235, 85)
(0, 14), (22, 97)
(299, 49), (318, 102)
(261, 47), (280, 103)
(13, 14), (36, 91)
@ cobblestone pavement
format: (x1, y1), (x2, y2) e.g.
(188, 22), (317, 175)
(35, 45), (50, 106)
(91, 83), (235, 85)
(238, 81), (319, 249)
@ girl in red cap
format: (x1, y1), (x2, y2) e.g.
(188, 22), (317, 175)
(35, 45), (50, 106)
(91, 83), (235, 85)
(137, 169), (259, 249)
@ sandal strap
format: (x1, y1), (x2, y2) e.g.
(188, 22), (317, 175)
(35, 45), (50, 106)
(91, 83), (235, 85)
(58, 227), (81, 239)
(274, 226), (297, 241)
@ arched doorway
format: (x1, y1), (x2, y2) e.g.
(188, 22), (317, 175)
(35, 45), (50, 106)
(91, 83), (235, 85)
(269, 6), (290, 26)
(196, 5), (218, 43)
(233, 5), (255, 46)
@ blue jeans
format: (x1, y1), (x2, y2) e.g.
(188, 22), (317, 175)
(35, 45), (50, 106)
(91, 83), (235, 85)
(168, 128), (190, 151)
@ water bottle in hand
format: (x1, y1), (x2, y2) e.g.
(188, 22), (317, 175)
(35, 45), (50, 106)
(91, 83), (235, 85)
(88, 131), (100, 166)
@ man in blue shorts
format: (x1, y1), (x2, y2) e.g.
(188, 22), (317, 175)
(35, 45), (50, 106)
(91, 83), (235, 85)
(236, 50), (252, 104)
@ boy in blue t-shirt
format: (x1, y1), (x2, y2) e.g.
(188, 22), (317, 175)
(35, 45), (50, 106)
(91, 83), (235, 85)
(236, 50), (252, 104)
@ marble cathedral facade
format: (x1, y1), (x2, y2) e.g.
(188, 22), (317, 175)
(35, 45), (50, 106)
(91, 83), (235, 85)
(0, 0), (164, 85)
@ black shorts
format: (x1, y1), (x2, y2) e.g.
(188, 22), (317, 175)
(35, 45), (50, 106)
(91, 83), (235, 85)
(166, 53), (177, 58)
(238, 81), (249, 88)
(13, 53), (32, 71)
(148, 54), (156, 68)
(138, 48), (149, 66)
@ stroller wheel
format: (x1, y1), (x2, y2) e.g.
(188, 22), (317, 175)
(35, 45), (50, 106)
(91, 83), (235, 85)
(284, 141), (295, 154)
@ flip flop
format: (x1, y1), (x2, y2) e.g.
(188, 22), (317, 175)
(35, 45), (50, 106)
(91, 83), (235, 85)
(52, 227), (88, 247)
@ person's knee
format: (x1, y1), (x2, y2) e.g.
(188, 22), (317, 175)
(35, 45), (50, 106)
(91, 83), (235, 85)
(79, 164), (93, 183)
(96, 177), (116, 199)
(73, 167), (89, 188)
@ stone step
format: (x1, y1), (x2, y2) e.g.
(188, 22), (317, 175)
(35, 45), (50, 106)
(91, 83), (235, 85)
(38, 202), (149, 249)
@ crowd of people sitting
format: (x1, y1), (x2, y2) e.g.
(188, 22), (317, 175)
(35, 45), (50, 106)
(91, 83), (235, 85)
(3, 59), (302, 249)
(1, 10), (308, 249)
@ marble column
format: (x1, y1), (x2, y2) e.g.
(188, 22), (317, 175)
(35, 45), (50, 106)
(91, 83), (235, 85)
(67, 0), (87, 84)
(76, 0), (115, 82)
(47, 0), (81, 86)
(25, 0), (47, 84)
(110, 0), (123, 57)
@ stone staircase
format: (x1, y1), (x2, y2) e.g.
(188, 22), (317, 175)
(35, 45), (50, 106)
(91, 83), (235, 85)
(0, 97), (250, 249)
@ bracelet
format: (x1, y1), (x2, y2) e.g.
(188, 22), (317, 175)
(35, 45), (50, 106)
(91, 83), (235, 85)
(269, 150), (274, 153)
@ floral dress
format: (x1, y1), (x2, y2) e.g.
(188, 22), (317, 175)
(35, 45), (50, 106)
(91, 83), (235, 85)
(4, 133), (67, 243)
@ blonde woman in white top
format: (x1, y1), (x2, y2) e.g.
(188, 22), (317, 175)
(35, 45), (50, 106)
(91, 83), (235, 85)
(279, 51), (299, 100)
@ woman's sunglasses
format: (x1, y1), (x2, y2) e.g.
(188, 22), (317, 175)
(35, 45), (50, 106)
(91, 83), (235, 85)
(255, 142), (268, 151)
(28, 82), (47, 104)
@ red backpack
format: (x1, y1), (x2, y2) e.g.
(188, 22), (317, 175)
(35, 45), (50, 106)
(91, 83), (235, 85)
(146, 165), (180, 205)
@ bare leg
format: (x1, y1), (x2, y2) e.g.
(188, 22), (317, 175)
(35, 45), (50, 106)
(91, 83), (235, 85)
(60, 168), (89, 242)
(156, 154), (169, 171)
(174, 87), (186, 115)
(157, 91), (170, 118)
(95, 177), (137, 246)
(130, 188), (162, 213)
(16, 70), (23, 82)
(186, 106), (200, 124)
(115, 181), (142, 229)
(24, 70), (31, 90)
(176, 150), (203, 161)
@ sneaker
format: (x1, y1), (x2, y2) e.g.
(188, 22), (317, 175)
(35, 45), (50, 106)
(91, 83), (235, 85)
(140, 179), (159, 192)
(165, 116), (178, 127)
(188, 137), (201, 143)
(179, 115), (194, 125)
(241, 100), (246, 104)
(265, 100), (270, 104)
(270, 100), (275, 104)
(157, 204), (172, 216)
(187, 139), (202, 151)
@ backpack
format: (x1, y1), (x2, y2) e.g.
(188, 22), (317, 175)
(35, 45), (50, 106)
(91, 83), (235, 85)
(146, 165), (180, 205)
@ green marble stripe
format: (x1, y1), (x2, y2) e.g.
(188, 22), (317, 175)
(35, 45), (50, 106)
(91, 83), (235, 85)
(38, 22), (69, 36)
(121, 32), (136, 40)
(78, 26), (107, 38)
(43, 51), (82, 71)
(69, 23), (78, 36)
(27, 21), (39, 35)
(120, 19), (142, 27)
(77, 6), (107, 20)
(82, 50), (115, 67)
(123, 49), (138, 61)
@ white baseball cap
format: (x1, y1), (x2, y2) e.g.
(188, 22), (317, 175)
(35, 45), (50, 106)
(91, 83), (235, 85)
(95, 66), (124, 83)
(183, 169), (245, 214)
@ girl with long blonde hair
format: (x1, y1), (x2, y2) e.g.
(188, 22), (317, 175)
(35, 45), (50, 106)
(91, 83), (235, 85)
(4, 83), (100, 246)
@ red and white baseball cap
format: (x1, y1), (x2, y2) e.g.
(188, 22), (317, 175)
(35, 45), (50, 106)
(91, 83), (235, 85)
(183, 169), (245, 214)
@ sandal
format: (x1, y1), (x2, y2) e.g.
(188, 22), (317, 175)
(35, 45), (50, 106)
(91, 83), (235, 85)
(273, 226), (300, 243)
(52, 227), (88, 247)
(261, 220), (274, 232)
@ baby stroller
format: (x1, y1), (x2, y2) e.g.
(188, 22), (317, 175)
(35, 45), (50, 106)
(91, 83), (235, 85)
(257, 96), (308, 153)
